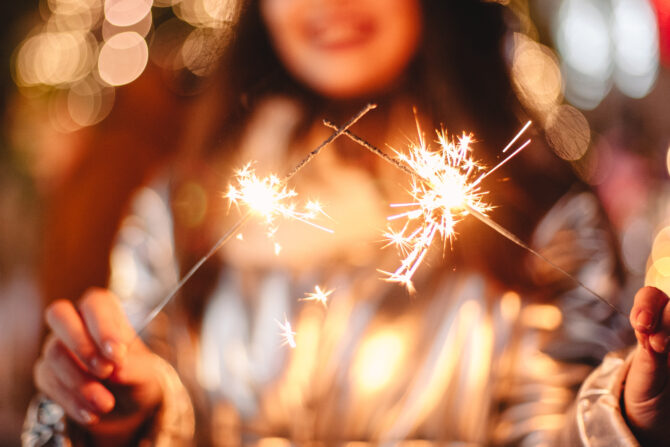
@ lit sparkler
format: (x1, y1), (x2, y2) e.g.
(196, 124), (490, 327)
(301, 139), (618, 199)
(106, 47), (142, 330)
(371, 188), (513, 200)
(225, 163), (333, 236)
(276, 316), (297, 348)
(323, 117), (625, 316)
(300, 285), (334, 308)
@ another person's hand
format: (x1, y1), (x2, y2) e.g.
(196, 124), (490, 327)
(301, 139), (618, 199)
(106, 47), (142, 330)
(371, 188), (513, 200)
(624, 286), (670, 445)
(34, 288), (163, 441)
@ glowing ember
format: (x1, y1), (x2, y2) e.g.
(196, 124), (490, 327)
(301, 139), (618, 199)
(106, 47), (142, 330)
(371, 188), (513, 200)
(300, 285), (334, 308)
(275, 316), (297, 348)
(225, 163), (333, 235)
(381, 123), (531, 291)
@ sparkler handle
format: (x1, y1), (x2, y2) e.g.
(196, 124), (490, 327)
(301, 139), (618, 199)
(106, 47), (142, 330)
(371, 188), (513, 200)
(323, 120), (415, 177)
(464, 204), (626, 317)
(283, 103), (377, 181)
(133, 211), (253, 337)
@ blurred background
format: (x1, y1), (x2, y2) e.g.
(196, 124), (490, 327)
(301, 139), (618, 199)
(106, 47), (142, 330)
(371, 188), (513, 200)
(1, 0), (670, 445)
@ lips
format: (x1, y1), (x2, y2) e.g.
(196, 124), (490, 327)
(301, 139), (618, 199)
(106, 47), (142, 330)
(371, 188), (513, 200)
(305, 13), (375, 51)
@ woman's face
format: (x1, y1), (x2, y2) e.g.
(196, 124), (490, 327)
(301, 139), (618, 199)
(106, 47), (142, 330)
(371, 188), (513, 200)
(260, 0), (422, 99)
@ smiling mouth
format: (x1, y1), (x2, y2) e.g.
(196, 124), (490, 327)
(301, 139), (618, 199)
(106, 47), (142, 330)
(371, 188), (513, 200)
(307, 16), (375, 51)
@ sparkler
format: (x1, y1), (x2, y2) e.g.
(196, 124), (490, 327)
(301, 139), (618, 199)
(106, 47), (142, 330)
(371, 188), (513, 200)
(276, 315), (297, 348)
(323, 118), (625, 317)
(133, 103), (377, 336)
(225, 163), (333, 236)
(300, 285), (334, 308)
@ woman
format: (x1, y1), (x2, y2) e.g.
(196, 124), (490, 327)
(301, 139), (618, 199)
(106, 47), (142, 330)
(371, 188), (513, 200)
(25, 0), (670, 445)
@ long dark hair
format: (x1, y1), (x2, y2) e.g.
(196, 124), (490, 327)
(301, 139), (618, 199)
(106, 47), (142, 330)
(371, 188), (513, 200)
(172, 0), (594, 324)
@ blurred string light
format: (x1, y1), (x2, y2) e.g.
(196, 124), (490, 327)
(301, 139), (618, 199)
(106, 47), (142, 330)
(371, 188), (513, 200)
(12, 0), (239, 130)
(554, 0), (659, 110)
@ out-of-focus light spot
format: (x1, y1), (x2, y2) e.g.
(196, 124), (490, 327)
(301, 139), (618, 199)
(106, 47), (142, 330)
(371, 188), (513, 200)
(653, 257), (670, 277)
(556, 0), (612, 109)
(203, 0), (238, 24)
(500, 291), (521, 321)
(109, 245), (137, 299)
(181, 27), (227, 76)
(48, 0), (103, 16)
(646, 226), (670, 295)
(15, 31), (95, 86)
(97, 31), (148, 86)
(67, 78), (115, 126)
(102, 11), (153, 40)
(46, 9), (100, 32)
(666, 146), (670, 176)
(256, 438), (291, 447)
(352, 328), (406, 393)
(174, 0), (238, 28)
(104, 0), (152, 27)
(520, 304), (562, 331)
(651, 226), (670, 261)
(544, 105), (590, 161)
(621, 217), (654, 275)
(511, 33), (562, 115)
(612, 0), (659, 98)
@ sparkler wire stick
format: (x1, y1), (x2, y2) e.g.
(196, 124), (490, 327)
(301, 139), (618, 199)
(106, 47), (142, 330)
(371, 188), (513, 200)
(133, 103), (377, 336)
(324, 120), (625, 317)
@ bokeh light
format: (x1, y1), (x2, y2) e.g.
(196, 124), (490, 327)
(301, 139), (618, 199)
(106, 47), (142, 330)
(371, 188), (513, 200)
(544, 104), (590, 161)
(104, 0), (153, 27)
(554, 0), (660, 109)
(13, 0), (240, 131)
(352, 328), (406, 394)
(98, 31), (149, 86)
(646, 226), (670, 295)
(556, 0), (612, 109)
(612, 0), (660, 98)
(511, 33), (563, 116)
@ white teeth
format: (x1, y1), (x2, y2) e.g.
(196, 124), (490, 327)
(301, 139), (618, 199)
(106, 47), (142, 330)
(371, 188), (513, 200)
(314, 24), (364, 46)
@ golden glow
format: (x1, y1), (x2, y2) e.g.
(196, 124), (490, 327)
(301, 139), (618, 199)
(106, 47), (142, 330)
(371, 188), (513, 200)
(381, 123), (531, 290)
(98, 31), (149, 86)
(666, 146), (670, 177)
(647, 226), (670, 295)
(520, 304), (563, 331)
(652, 257), (670, 277)
(500, 291), (521, 321)
(352, 328), (406, 393)
(256, 438), (292, 447)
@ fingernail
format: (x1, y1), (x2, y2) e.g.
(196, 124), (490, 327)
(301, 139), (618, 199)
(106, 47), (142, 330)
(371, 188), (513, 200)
(90, 357), (113, 378)
(636, 310), (655, 330)
(103, 340), (126, 364)
(93, 393), (114, 413)
(78, 409), (97, 425)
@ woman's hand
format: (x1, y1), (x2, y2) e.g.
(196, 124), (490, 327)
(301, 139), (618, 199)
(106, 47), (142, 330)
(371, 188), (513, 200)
(34, 288), (163, 441)
(624, 286), (670, 445)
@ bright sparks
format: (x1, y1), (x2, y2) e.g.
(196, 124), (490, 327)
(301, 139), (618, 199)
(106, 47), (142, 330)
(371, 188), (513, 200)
(275, 316), (297, 348)
(300, 285), (334, 308)
(225, 163), (333, 235)
(381, 123), (531, 291)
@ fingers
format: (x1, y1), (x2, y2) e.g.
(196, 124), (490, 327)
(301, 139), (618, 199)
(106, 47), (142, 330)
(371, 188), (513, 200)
(45, 299), (114, 378)
(630, 287), (668, 335)
(79, 288), (135, 365)
(36, 337), (116, 426)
